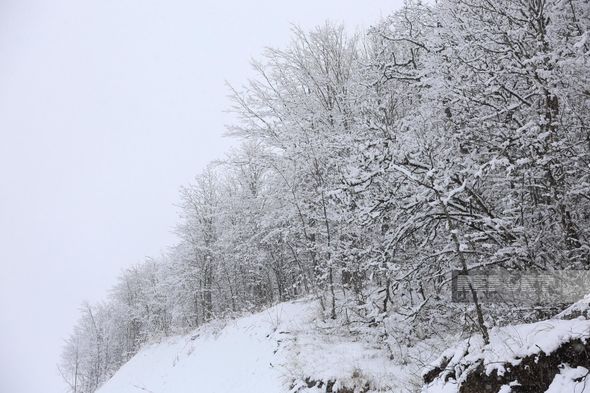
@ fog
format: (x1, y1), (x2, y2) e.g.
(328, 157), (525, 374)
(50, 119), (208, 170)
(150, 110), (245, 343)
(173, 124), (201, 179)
(0, 1), (401, 392)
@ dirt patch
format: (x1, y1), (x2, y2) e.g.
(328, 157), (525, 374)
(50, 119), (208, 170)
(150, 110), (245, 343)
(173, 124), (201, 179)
(423, 355), (450, 385)
(296, 377), (370, 393)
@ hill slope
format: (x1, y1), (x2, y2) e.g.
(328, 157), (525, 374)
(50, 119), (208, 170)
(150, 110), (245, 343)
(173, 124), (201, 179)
(96, 297), (438, 393)
(96, 300), (310, 393)
(96, 296), (590, 393)
(96, 298), (403, 393)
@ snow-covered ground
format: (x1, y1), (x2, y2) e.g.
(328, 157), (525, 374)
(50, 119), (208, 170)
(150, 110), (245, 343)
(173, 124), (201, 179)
(95, 295), (590, 393)
(96, 300), (312, 393)
(96, 298), (424, 393)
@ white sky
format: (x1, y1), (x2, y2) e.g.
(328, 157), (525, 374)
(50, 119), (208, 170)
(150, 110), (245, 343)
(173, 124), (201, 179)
(0, 1), (402, 392)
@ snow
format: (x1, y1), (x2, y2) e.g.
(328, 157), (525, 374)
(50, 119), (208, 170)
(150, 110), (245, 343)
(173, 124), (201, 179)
(495, 381), (522, 393)
(573, 31), (588, 50)
(545, 366), (589, 393)
(94, 293), (590, 393)
(556, 294), (590, 320)
(96, 300), (316, 393)
(283, 322), (408, 391)
(477, 318), (590, 375)
(96, 298), (417, 393)
(423, 317), (590, 393)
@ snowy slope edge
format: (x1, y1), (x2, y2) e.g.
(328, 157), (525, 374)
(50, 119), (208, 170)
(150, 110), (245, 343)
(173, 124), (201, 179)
(423, 305), (590, 393)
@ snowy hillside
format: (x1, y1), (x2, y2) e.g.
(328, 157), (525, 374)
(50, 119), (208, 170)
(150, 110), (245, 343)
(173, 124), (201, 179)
(96, 298), (426, 393)
(89, 295), (590, 393)
(95, 300), (310, 393)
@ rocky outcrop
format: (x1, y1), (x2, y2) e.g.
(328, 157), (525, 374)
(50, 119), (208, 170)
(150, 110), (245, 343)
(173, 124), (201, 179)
(422, 300), (590, 393)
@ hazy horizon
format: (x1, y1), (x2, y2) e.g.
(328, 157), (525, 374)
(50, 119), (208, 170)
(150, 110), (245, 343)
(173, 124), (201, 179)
(0, 1), (402, 392)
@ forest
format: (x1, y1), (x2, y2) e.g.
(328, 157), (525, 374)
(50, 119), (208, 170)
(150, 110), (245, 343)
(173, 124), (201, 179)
(59, 0), (590, 392)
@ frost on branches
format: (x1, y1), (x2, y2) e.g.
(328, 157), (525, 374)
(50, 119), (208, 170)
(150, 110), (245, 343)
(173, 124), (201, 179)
(60, 0), (590, 392)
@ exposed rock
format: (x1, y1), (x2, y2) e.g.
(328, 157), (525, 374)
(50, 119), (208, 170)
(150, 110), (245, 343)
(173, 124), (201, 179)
(423, 296), (590, 393)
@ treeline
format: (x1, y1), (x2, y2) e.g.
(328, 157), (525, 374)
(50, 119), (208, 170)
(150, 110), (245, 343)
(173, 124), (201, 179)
(60, 0), (590, 391)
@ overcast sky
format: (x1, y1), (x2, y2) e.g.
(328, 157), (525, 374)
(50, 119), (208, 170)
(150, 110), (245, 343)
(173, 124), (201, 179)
(0, 1), (402, 392)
